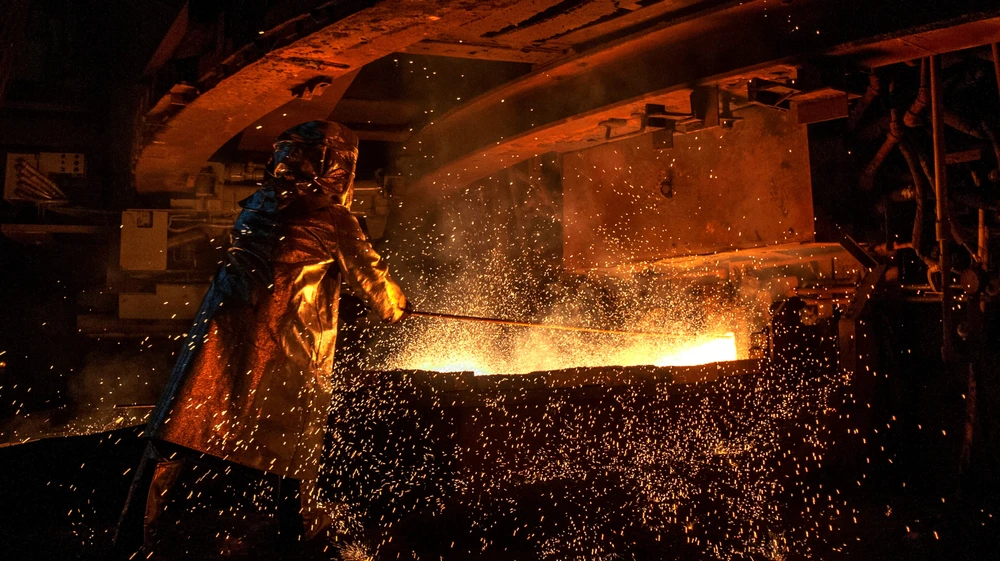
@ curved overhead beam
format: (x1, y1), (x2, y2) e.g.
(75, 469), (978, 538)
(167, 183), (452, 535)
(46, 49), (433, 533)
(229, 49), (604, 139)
(235, 70), (358, 153)
(135, 0), (536, 193)
(398, 0), (717, 64)
(401, 0), (1000, 194)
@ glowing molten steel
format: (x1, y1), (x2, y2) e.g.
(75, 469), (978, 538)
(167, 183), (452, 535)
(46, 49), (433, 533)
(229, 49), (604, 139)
(653, 332), (737, 367)
(366, 252), (753, 375)
(380, 322), (742, 375)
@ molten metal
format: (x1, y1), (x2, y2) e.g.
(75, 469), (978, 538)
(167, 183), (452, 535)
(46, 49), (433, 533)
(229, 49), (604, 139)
(380, 321), (741, 375)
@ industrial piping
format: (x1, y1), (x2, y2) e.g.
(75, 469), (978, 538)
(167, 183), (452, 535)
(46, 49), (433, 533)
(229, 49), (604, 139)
(930, 55), (954, 362)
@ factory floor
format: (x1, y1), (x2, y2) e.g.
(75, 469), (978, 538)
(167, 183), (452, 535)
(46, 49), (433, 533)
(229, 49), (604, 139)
(1, 367), (998, 561)
(0, 429), (342, 560)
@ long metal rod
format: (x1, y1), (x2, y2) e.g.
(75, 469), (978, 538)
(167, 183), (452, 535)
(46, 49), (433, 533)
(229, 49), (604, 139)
(410, 310), (667, 337)
(930, 54), (953, 362)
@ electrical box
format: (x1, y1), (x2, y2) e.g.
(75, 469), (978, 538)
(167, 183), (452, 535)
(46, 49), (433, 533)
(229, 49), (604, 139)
(119, 284), (209, 320)
(4, 152), (85, 202)
(38, 152), (85, 176)
(121, 210), (169, 271)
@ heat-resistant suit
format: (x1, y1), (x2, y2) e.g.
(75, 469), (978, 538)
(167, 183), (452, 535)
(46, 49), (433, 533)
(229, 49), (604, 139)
(147, 121), (407, 480)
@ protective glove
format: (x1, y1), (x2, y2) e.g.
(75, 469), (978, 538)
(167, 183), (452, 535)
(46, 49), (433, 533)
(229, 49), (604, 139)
(398, 301), (413, 322)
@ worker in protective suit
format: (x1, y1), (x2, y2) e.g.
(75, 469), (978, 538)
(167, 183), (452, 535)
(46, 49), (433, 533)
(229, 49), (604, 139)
(113, 120), (408, 555)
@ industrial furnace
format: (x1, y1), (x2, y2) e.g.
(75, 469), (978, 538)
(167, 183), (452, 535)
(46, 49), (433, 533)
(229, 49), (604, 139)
(2, 1), (1000, 560)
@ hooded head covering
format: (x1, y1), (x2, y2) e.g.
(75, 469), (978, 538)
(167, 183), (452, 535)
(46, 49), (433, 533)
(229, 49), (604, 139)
(268, 121), (360, 207)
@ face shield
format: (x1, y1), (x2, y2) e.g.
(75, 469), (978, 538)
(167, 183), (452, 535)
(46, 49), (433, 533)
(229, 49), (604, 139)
(268, 121), (359, 207)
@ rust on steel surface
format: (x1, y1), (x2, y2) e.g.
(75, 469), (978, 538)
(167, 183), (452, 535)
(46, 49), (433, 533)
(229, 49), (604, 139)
(402, 37), (568, 64)
(561, 106), (814, 272)
(825, 15), (1000, 67)
(399, 0), (722, 63)
(401, 1), (1000, 195)
(135, 0), (536, 193)
(236, 71), (359, 153)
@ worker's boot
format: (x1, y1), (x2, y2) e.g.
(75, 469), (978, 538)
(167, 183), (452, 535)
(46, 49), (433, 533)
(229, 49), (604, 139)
(111, 442), (160, 559)
(299, 478), (335, 540)
(142, 457), (184, 547)
(111, 442), (184, 559)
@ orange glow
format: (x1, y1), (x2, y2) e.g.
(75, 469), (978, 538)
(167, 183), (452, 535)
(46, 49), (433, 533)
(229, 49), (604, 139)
(654, 332), (737, 367)
(370, 257), (753, 375)
(382, 322), (742, 375)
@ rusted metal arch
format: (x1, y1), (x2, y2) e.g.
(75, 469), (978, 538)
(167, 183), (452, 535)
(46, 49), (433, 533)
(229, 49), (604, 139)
(400, 0), (1000, 195)
(134, 0), (538, 193)
(398, 0), (730, 64)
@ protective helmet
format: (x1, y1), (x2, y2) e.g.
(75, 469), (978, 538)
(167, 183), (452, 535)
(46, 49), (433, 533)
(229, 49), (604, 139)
(268, 120), (359, 207)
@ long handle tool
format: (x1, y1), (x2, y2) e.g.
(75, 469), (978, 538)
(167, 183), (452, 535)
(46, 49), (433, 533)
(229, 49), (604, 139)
(410, 310), (666, 337)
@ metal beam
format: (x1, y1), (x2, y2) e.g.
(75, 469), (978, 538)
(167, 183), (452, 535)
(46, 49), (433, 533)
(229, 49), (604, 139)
(235, 70), (358, 153)
(400, 1), (723, 64)
(442, 0), (569, 39)
(134, 0), (541, 193)
(400, 0), (1000, 195)
(827, 16), (1000, 67)
(554, 0), (720, 47)
(488, 0), (624, 45)
(402, 38), (567, 64)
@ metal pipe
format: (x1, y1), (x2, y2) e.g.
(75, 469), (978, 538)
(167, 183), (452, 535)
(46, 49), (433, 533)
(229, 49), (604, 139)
(14, 186), (51, 201)
(15, 160), (62, 191)
(930, 55), (954, 362)
(860, 82), (904, 190)
(860, 67), (931, 191)
(15, 163), (66, 198)
(13, 178), (52, 198)
(17, 173), (62, 198)
(410, 310), (669, 337)
(899, 139), (936, 268)
(943, 110), (986, 139)
(848, 73), (881, 130)
(903, 60), (929, 128)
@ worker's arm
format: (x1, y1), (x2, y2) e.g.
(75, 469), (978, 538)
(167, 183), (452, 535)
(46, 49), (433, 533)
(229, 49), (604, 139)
(330, 206), (408, 323)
